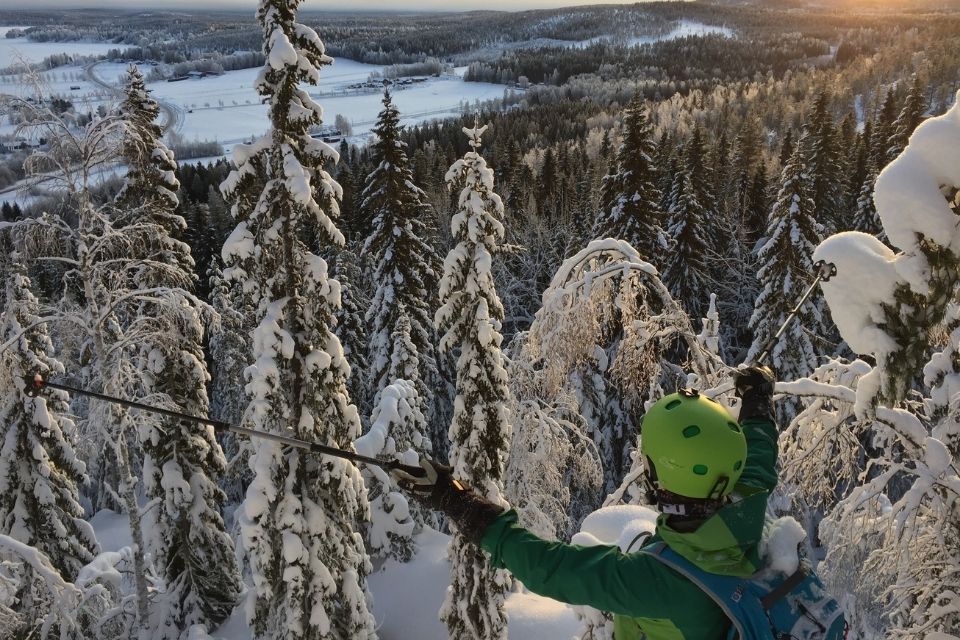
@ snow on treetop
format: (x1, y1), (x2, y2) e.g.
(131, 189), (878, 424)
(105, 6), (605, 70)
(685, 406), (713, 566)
(813, 231), (901, 355)
(463, 124), (488, 148)
(874, 89), (960, 261)
(267, 27), (298, 71)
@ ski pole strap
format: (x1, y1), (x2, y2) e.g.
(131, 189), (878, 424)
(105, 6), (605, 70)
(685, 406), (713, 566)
(24, 374), (426, 478)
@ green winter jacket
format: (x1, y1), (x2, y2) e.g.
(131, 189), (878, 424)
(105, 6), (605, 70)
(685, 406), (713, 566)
(480, 415), (779, 640)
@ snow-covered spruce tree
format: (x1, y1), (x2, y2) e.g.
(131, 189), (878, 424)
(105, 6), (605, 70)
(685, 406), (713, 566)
(436, 125), (512, 640)
(115, 63), (242, 638)
(662, 126), (715, 320)
(593, 94), (666, 262)
(361, 90), (439, 418)
(805, 95), (960, 635)
(852, 165), (883, 238)
(114, 66), (188, 278)
(747, 132), (824, 409)
(885, 75), (928, 164)
(355, 315), (433, 563)
(806, 90), (846, 231)
(208, 262), (254, 503)
(333, 250), (370, 425)
(729, 117), (763, 232)
(220, 2), (375, 637)
(824, 91), (960, 411)
(0, 255), (98, 581)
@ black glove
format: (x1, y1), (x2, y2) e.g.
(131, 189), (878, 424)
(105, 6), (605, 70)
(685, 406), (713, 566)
(733, 364), (776, 422)
(392, 458), (505, 545)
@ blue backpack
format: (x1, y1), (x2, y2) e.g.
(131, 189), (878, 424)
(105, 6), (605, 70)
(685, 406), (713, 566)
(639, 541), (846, 640)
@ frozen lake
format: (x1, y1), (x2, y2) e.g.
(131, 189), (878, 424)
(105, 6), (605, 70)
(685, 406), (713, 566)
(0, 26), (118, 68)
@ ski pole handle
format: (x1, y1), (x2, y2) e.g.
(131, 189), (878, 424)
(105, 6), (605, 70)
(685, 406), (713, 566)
(387, 460), (429, 478)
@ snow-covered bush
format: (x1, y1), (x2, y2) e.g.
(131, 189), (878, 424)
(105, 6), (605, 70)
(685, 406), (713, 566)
(0, 535), (119, 639)
(505, 336), (603, 540)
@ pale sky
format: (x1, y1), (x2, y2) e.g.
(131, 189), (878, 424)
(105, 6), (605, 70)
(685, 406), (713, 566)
(6, 0), (670, 11)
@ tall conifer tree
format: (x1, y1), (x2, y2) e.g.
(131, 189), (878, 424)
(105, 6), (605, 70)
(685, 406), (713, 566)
(221, 2), (375, 637)
(663, 127), (714, 319)
(806, 90), (845, 230)
(362, 90), (439, 420)
(0, 257), (98, 581)
(437, 125), (511, 640)
(115, 65), (242, 636)
(594, 94), (665, 261)
(747, 133), (824, 403)
(886, 75), (928, 162)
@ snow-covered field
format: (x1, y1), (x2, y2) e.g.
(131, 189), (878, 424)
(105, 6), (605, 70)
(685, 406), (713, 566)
(1, 47), (506, 155)
(1, 43), (506, 207)
(575, 19), (733, 48)
(470, 19), (733, 54)
(0, 27), (118, 68)
(148, 59), (505, 147)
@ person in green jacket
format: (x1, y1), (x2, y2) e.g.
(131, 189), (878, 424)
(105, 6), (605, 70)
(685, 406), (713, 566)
(394, 365), (778, 640)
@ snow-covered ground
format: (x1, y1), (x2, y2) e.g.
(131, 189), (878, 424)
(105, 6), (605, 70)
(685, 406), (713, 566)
(0, 27), (118, 68)
(87, 504), (660, 640)
(1, 51), (506, 155)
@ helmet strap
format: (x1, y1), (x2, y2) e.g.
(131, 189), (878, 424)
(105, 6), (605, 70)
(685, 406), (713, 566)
(654, 488), (726, 521)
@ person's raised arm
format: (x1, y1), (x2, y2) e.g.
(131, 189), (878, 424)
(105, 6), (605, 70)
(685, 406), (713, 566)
(732, 365), (779, 492)
(392, 459), (697, 617)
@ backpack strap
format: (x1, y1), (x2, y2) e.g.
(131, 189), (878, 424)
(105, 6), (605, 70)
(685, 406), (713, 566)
(759, 567), (807, 609)
(639, 542), (748, 640)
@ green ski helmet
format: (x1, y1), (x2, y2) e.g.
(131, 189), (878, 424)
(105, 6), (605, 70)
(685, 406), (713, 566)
(640, 389), (747, 499)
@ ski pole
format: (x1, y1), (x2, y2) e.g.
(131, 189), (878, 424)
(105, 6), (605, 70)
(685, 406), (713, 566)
(755, 260), (837, 366)
(24, 373), (426, 478)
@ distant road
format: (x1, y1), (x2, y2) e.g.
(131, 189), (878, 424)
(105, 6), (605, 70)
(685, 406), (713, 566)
(84, 61), (180, 135)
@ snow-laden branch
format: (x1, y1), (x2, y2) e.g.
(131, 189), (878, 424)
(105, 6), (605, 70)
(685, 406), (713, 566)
(543, 239), (713, 382)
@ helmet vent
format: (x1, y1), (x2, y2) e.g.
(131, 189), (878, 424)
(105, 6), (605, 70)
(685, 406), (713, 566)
(728, 422), (741, 432)
(734, 460), (743, 471)
(682, 425), (701, 438)
(692, 464), (709, 476)
(666, 399), (682, 410)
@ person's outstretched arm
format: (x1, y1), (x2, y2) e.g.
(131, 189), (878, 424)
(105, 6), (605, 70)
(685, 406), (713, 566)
(733, 365), (779, 493)
(392, 460), (707, 618)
